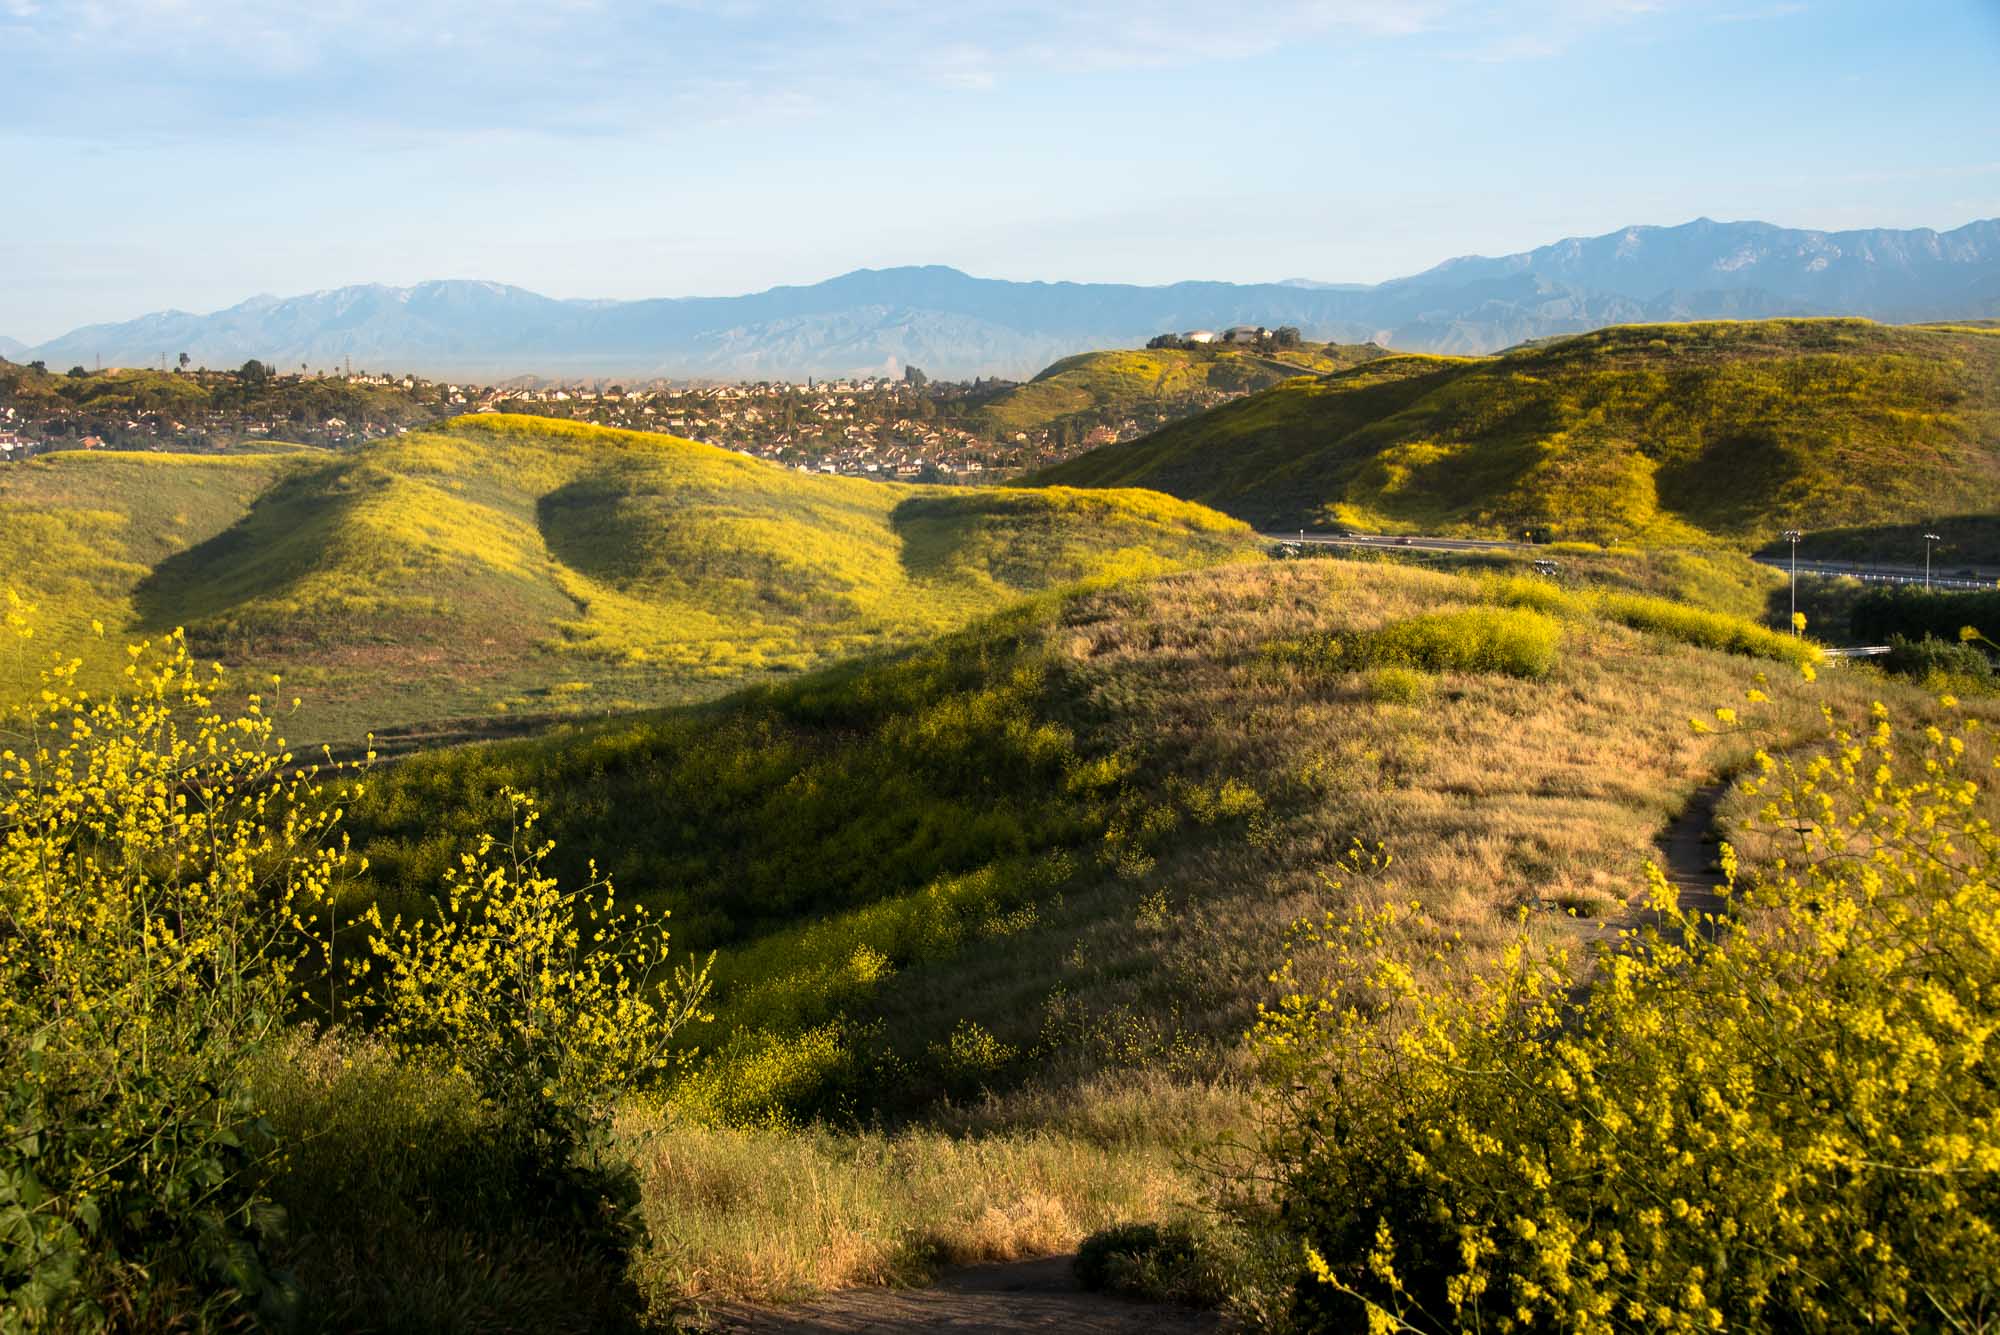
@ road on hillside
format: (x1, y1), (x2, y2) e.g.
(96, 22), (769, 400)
(1755, 556), (1999, 591)
(1259, 531), (1535, 554)
(1260, 531), (2000, 590)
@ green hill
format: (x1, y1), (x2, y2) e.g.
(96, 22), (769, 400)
(1025, 320), (2000, 547)
(972, 341), (1384, 439)
(331, 552), (1916, 1306)
(1, 414), (1256, 738)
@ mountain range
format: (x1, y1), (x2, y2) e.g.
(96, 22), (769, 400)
(14, 218), (1998, 381)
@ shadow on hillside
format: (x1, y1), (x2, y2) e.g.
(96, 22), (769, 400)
(133, 468), (339, 637)
(888, 492), (1018, 582)
(1652, 430), (1804, 535)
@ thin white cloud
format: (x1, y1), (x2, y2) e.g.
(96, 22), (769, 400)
(6, 0), (1803, 139)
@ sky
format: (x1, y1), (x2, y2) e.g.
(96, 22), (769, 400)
(3, 0), (1998, 342)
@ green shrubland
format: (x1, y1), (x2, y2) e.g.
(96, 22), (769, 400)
(1851, 584), (2000, 647)
(1029, 320), (2000, 549)
(1484, 575), (1821, 667)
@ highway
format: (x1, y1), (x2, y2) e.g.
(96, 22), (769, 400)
(1260, 531), (2000, 591)
(1753, 555), (1999, 592)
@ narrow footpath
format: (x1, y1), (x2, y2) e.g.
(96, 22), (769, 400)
(700, 1255), (1225, 1334)
(1651, 780), (1731, 919)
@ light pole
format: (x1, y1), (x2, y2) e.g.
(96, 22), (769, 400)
(1783, 530), (1802, 634)
(1924, 532), (1941, 591)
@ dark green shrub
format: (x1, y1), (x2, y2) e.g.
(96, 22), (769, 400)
(1074, 1220), (1227, 1306)
(1883, 633), (1993, 681)
(1851, 586), (2000, 648)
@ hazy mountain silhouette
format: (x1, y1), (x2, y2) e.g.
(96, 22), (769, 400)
(21, 219), (1999, 379)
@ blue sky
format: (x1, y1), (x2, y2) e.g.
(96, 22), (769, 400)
(3, 0), (1997, 341)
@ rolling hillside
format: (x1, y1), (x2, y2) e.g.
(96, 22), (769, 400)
(1028, 319), (2000, 548)
(331, 552), (1927, 1308)
(0, 414), (1256, 738)
(970, 341), (1385, 439)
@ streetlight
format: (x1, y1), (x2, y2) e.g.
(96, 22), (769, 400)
(1924, 532), (1942, 591)
(1783, 530), (1803, 634)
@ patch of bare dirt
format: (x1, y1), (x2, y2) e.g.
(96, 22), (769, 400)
(694, 1256), (1227, 1334)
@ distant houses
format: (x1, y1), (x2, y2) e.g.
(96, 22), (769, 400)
(1149, 324), (1284, 349)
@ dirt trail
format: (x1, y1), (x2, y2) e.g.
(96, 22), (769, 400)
(1650, 780), (1730, 919)
(699, 1256), (1225, 1333)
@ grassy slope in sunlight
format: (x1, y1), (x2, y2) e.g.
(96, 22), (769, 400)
(1029, 320), (2000, 548)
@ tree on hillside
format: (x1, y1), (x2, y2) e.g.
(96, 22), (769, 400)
(1274, 326), (1302, 348)
(66, 365), (87, 378)
(239, 359), (272, 385)
(177, 352), (190, 371)
(904, 365), (929, 387)
(1147, 333), (1184, 350)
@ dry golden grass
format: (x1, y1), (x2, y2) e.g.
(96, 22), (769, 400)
(619, 1076), (1238, 1306)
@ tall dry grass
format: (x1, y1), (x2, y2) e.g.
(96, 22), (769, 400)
(617, 1074), (1243, 1306)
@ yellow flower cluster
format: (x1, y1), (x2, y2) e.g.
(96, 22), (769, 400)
(1254, 686), (2000, 1331)
(0, 593), (708, 1315)
(0, 593), (357, 1315)
(362, 787), (713, 1136)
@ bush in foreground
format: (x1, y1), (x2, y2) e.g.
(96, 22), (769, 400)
(0, 608), (349, 1324)
(0, 599), (712, 1326)
(1253, 693), (1999, 1331)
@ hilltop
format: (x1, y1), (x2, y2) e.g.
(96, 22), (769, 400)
(0, 413), (1255, 739)
(20, 219), (1998, 378)
(970, 341), (1385, 442)
(1027, 319), (2000, 548)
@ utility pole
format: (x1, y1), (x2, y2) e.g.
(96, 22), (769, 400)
(1924, 532), (1942, 591)
(1783, 529), (1803, 633)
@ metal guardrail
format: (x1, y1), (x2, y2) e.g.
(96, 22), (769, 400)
(1824, 645), (1892, 659)
(1791, 570), (1995, 592)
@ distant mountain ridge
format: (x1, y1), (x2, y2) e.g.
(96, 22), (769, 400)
(16, 218), (1999, 379)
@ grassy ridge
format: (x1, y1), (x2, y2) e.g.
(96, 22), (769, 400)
(3, 414), (1256, 737)
(1026, 320), (2000, 548)
(973, 342), (1384, 438)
